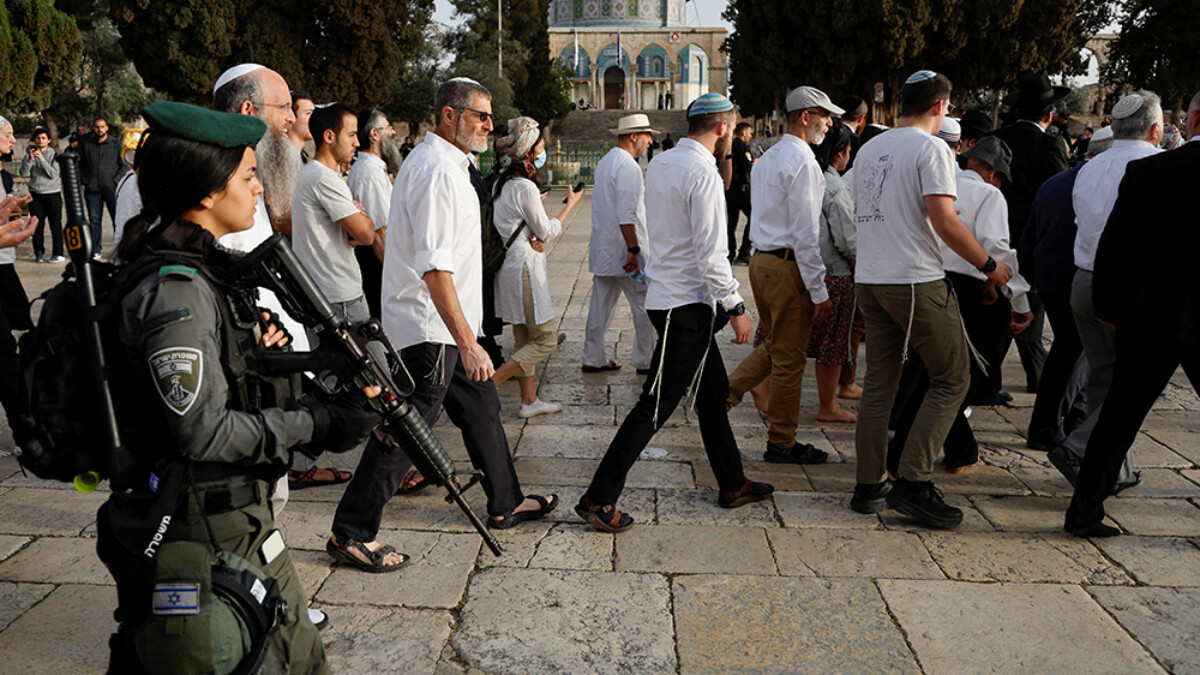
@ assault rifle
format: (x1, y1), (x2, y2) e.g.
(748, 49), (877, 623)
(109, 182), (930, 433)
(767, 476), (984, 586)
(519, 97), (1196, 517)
(229, 234), (503, 556)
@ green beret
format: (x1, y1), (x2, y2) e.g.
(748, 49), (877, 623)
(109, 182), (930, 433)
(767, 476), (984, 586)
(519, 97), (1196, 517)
(141, 101), (266, 148)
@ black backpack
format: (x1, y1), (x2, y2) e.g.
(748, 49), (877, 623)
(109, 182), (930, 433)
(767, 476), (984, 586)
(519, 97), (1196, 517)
(480, 175), (527, 276)
(14, 257), (160, 485)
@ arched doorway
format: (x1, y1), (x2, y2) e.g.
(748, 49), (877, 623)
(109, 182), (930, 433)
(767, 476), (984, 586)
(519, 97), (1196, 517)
(604, 66), (625, 110)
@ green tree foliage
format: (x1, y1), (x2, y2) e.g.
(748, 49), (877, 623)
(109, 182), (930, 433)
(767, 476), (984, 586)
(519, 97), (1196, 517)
(446, 0), (572, 122)
(110, 0), (436, 110)
(1103, 0), (1200, 114)
(384, 22), (443, 136)
(0, 0), (83, 114)
(723, 0), (1110, 120)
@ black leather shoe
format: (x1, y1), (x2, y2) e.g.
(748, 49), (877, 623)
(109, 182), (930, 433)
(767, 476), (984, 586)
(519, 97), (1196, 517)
(886, 479), (963, 528)
(764, 442), (829, 465)
(1065, 520), (1121, 537)
(1048, 447), (1080, 487)
(851, 481), (892, 514)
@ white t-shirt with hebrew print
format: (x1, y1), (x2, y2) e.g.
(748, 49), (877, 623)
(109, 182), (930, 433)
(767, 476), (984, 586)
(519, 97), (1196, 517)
(852, 126), (958, 285)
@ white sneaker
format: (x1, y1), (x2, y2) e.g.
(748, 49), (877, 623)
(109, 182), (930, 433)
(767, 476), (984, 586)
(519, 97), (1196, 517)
(518, 399), (562, 418)
(47, 255), (66, 263)
(308, 608), (328, 630)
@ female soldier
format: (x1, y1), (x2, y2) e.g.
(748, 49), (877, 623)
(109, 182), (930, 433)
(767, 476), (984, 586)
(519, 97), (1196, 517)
(490, 118), (583, 417)
(100, 102), (376, 674)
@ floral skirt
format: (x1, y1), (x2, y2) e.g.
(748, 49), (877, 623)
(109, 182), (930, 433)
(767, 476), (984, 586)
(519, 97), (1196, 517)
(807, 274), (856, 366)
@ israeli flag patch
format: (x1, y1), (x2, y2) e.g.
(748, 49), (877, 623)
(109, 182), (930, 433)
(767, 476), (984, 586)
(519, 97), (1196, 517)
(152, 583), (200, 615)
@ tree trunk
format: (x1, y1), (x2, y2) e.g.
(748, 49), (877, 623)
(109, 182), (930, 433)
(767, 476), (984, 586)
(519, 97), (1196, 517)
(41, 110), (61, 151)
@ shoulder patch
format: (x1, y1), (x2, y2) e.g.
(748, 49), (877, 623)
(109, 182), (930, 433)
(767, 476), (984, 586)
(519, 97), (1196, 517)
(158, 264), (197, 280)
(149, 347), (203, 415)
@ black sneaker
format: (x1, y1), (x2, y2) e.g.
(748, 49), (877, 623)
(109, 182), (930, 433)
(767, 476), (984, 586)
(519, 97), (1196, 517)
(1047, 447), (1080, 487)
(886, 479), (963, 529)
(763, 442), (828, 465)
(850, 481), (891, 514)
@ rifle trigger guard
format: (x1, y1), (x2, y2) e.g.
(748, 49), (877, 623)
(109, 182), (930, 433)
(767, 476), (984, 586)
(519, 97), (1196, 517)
(445, 470), (485, 503)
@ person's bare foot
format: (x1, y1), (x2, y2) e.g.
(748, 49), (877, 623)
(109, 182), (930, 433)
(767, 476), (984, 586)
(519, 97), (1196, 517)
(817, 407), (858, 423)
(330, 534), (407, 567)
(838, 383), (863, 400)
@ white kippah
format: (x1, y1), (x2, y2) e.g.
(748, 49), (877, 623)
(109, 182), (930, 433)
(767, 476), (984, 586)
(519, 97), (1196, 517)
(1111, 94), (1145, 120)
(0, 115), (9, 130)
(937, 117), (961, 142)
(446, 77), (482, 86)
(213, 63), (266, 94)
(906, 70), (936, 84)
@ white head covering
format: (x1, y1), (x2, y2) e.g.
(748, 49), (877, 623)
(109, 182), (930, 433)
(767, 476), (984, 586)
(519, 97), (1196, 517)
(0, 115), (10, 129)
(1111, 94), (1145, 121)
(937, 117), (961, 144)
(213, 63), (266, 94)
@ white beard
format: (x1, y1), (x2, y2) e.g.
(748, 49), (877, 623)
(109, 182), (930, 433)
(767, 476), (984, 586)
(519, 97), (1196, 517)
(380, 134), (404, 174)
(256, 130), (303, 217)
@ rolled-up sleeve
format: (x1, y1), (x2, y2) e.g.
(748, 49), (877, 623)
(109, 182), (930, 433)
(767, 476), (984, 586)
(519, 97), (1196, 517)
(976, 189), (1031, 313)
(409, 170), (458, 274)
(788, 161), (829, 303)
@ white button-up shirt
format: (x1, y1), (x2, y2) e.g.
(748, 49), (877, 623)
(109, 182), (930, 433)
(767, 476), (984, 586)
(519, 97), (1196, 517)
(1073, 139), (1161, 271)
(942, 169), (1031, 313)
(589, 146), (648, 276)
(494, 176), (562, 325)
(382, 131), (482, 349)
(748, 133), (829, 303)
(347, 151), (391, 233)
(643, 138), (744, 312)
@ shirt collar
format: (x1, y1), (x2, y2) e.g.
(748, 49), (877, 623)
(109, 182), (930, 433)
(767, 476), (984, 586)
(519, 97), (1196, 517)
(780, 133), (816, 157)
(959, 168), (985, 185)
(677, 137), (714, 161)
(424, 130), (470, 170)
(355, 150), (385, 168)
(1110, 138), (1156, 152)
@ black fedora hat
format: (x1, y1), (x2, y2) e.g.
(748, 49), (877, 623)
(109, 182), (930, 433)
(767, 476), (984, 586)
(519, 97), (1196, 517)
(959, 110), (993, 138)
(1002, 73), (1070, 109)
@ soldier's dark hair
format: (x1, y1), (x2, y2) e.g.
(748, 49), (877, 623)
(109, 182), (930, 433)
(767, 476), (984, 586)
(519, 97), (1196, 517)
(900, 73), (952, 117)
(213, 72), (264, 114)
(116, 133), (248, 261)
(310, 103), (356, 149)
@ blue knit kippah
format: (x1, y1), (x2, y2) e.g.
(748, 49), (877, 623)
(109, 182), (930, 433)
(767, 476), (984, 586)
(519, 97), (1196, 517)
(688, 93), (734, 117)
(905, 70), (937, 84)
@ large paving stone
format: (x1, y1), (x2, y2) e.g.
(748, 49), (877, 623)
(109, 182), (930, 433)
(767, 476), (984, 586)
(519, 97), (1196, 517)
(514, 425), (624, 459)
(801, 461), (859, 492)
(475, 520), (554, 568)
(323, 607), (452, 675)
(527, 522), (613, 571)
(0, 581), (53, 631)
(0, 536), (113, 585)
(0, 534), (28, 562)
(655, 489), (778, 528)
(522, 404), (616, 426)
(972, 495), (1072, 532)
(774, 491), (883, 530)
(674, 575), (919, 674)
(0, 487), (104, 537)
(1143, 430), (1200, 464)
(615, 525), (776, 575)
(1011, 465), (1075, 497)
(1093, 536), (1200, 587)
(1114, 469), (1200, 499)
(921, 532), (1127, 584)
(1106, 498), (1200, 536)
(453, 567), (676, 675)
(0, 584), (116, 674)
(693, 459), (811, 491)
(511, 456), (693, 489)
(1090, 586), (1200, 675)
(769, 529), (943, 580)
(935, 464), (1029, 496)
(879, 580), (1165, 674)
(318, 531), (479, 609)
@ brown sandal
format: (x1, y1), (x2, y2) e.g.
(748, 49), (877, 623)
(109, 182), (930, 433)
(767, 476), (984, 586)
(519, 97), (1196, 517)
(289, 466), (352, 490)
(575, 496), (635, 533)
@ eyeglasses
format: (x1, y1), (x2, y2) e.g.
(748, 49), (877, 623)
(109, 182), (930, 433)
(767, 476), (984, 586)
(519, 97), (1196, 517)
(945, 101), (957, 114)
(251, 101), (294, 113)
(454, 106), (496, 124)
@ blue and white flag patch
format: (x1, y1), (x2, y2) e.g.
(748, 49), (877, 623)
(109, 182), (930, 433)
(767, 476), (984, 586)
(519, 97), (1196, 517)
(152, 583), (201, 615)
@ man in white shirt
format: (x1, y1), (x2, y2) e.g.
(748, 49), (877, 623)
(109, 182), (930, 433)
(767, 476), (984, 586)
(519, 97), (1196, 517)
(330, 79), (558, 571)
(726, 86), (842, 464)
(583, 113), (657, 374)
(851, 71), (1013, 529)
(291, 103), (376, 348)
(1047, 91), (1163, 491)
(347, 109), (399, 317)
(577, 93), (774, 533)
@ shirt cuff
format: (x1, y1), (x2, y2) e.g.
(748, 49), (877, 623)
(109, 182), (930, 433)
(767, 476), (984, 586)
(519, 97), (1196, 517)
(416, 248), (455, 275)
(808, 284), (830, 305)
(1011, 293), (1031, 314)
(719, 292), (745, 312)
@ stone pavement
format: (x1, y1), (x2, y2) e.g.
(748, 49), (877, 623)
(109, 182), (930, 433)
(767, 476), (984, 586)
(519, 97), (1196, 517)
(2, 194), (1200, 674)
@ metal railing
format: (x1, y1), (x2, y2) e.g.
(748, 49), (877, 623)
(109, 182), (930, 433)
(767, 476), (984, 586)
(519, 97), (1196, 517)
(479, 144), (617, 185)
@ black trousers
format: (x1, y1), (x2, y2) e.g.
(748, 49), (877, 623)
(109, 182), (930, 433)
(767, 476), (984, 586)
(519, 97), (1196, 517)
(29, 191), (63, 258)
(1028, 291), (1087, 442)
(585, 304), (746, 505)
(0, 264), (31, 424)
(355, 244), (382, 319)
(725, 193), (752, 257)
(332, 342), (523, 543)
(997, 292), (1047, 391)
(1066, 332), (1200, 528)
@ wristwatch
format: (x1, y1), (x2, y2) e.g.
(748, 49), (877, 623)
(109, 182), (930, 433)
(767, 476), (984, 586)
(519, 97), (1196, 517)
(977, 256), (997, 274)
(627, 246), (640, 255)
(727, 302), (746, 317)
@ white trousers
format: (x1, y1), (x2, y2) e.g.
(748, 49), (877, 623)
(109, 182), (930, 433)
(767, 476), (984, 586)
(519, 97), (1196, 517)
(583, 274), (655, 369)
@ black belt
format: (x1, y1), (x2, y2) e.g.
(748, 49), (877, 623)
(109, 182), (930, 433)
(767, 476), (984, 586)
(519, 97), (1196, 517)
(180, 482), (262, 519)
(757, 248), (796, 261)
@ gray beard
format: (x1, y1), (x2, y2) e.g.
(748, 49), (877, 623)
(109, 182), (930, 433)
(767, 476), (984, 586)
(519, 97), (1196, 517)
(380, 135), (404, 174)
(256, 131), (303, 216)
(455, 116), (488, 154)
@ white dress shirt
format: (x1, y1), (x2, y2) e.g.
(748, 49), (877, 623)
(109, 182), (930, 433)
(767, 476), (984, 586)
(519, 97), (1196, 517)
(493, 176), (562, 325)
(0, 182), (10, 264)
(589, 146), (648, 276)
(942, 170), (1031, 313)
(382, 131), (482, 349)
(748, 133), (829, 303)
(112, 172), (141, 251)
(347, 151), (391, 233)
(1073, 139), (1161, 271)
(643, 138), (744, 312)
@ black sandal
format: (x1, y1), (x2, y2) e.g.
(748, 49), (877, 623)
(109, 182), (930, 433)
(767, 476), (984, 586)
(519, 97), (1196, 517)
(575, 497), (635, 533)
(582, 360), (622, 372)
(326, 538), (410, 573)
(488, 494), (559, 529)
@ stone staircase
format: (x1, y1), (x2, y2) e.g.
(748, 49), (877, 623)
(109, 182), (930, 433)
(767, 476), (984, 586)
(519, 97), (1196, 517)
(548, 109), (690, 146)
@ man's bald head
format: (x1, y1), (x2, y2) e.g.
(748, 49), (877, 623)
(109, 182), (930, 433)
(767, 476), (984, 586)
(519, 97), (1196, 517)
(212, 67), (295, 138)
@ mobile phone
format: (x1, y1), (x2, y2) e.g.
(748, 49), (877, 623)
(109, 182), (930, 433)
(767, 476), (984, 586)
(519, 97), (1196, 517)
(563, 181), (585, 203)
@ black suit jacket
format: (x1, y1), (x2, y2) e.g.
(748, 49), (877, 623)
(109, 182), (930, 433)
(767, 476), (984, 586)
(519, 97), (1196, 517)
(1093, 142), (1200, 343)
(989, 122), (1069, 258)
